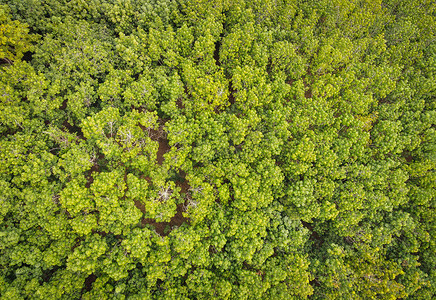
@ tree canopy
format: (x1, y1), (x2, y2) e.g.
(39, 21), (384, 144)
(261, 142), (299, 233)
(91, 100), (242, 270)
(0, 0), (435, 299)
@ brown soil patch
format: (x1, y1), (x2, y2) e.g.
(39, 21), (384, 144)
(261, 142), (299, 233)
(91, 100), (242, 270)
(286, 79), (295, 86)
(157, 137), (170, 165)
(176, 170), (190, 194)
(85, 165), (98, 188)
(134, 200), (146, 213)
(84, 274), (97, 292)
(285, 78), (312, 99)
(228, 81), (236, 105)
(213, 39), (221, 66)
(140, 216), (169, 236)
(305, 88), (312, 99)
(301, 220), (323, 246)
(169, 203), (187, 227)
(62, 119), (84, 140)
(85, 154), (102, 188)
(137, 202), (188, 236)
(135, 171), (191, 235)
(60, 99), (68, 110)
(176, 97), (185, 109)
(403, 152), (413, 163)
(141, 118), (170, 165)
(303, 78), (312, 99)
(310, 278), (321, 288)
(139, 175), (152, 183)
(93, 230), (108, 237)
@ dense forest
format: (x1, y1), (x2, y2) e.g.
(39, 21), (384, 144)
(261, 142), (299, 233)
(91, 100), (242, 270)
(0, 0), (435, 299)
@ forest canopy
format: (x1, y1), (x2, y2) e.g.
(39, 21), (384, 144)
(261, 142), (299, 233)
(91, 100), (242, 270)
(0, 0), (435, 299)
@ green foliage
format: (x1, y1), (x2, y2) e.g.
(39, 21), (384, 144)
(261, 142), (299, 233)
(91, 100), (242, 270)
(0, 0), (435, 299)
